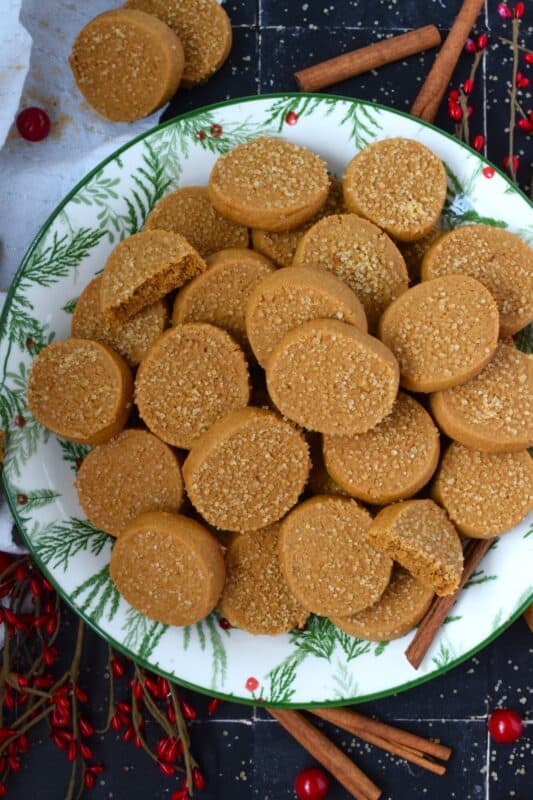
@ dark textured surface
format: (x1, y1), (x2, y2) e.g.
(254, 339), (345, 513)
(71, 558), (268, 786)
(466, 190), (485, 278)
(10, 1), (533, 798)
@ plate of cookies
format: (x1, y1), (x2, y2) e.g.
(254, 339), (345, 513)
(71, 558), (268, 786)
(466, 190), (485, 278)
(1, 93), (532, 707)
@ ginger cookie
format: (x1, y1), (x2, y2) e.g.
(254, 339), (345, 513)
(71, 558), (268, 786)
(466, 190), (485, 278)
(110, 511), (225, 626)
(432, 443), (533, 537)
(266, 319), (399, 436)
(378, 274), (499, 392)
(125, 0), (232, 88)
(251, 175), (345, 267)
(343, 137), (447, 242)
(246, 265), (367, 368)
(76, 429), (183, 537)
(218, 525), (309, 635)
(398, 221), (442, 285)
(430, 343), (533, 453)
(101, 230), (206, 323)
(331, 567), (434, 642)
(27, 339), (132, 445)
(208, 137), (329, 232)
(172, 248), (275, 349)
(183, 407), (310, 533)
(144, 187), (248, 257)
(421, 224), (533, 337)
(323, 392), (440, 505)
(292, 213), (408, 330)
(135, 323), (249, 449)
(69, 9), (184, 122)
(279, 496), (393, 617)
(71, 276), (167, 367)
(368, 499), (463, 596)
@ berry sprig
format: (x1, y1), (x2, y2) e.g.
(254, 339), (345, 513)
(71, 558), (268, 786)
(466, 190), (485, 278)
(448, 34), (487, 148)
(498, 2), (529, 181)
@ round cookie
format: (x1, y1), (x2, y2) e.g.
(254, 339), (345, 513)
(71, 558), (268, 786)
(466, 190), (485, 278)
(421, 224), (533, 337)
(183, 407), (310, 533)
(135, 323), (250, 449)
(144, 187), (248, 257)
(292, 213), (408, 330)
(323, 392), (440, 504)
(100, 230), (206, 323)
(331, 567), (434, 642)
(125, 0), (232, 88)
(368, 499), (463, 596)
(208, 137), (329, 232)
(27, 339), (133, 445)
(266, 319), (399, 436)
(430, 343), (533, 453)
(251, 175), (345, 267)
(110, 511), (225, 626)
(76, 429), (184, 537)
(246, 266), (367, 367)
(279, 496), (393, 617)
(69, 9), (184, 122)
(172, 248), (275, 349)
(398, 221), (442, 285)
(378, 274), (499, 392)
(432, 443), (533, 537)
(218, 525), (309, 635)
(71, 276), (167, 367)
(343, 138), (447, 242)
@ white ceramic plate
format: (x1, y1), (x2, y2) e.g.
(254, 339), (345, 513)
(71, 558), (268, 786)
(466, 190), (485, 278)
(1, 94), (532, 707)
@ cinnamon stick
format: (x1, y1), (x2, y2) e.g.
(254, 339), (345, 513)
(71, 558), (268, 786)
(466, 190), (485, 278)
(410, 0), (485, 122)
(405, 537), (496, 669)
(294, 26), (441, 93)
(268, 708), (381, 800)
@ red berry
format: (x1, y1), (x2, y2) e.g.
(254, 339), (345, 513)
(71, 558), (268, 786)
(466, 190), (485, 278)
(518, 118), (533, 132)
(525, 53), (533, 64)
(18, 734), (29, 753)
(294, 768), (330, 800)
(285, 111), (298, 125)
(476, 34), (489, 51)
(167, 703), (177, 724)
(192, 766), (206, 790)
(448, 103), (463, 122)
(158, 678), (170, 696)
(0, 783), (6, 797)
(88, 764), (104, 775)
(448, 89), (460, 102)
(516, 72), (530, 88)
(179, 699), (197, 720)
(116, 701), (131, 714)
(79, 718), (94, 737)
(464, 38), (476, 54)
(85, 772), (96, 790)
(122, 725), (134, 743)
(171, 791), (189, 800)
(144, 677), (160, 697)
(16, 107), (51, 142)
(498, 3), (513, 18)
(67, 741), (77, 762)
(218, 617), (231, 630)
(207, 697), (222, 715)
(195, 130), (206, 140)
(503, 154), (520, 172)
(80, 743), (93, 761)
(514, 2), (525, 18)
(159, 762), (175, 777)
(132, 680), (143, 700)
(42, 578), (53, 592)
(488, 709), (523, 743)
(14, 562), (26, 580)
(529, 110), (533, 122)
(111, 658), (125, 679)
(245, 676), (259, 692)
(14, 414), (26, 428)
(52, 732), (66, 750)
(467, 105), (474, 118)
(8, 756), (21, 772)
(75, 686), (88, 703)
(111, 713), (122, 731)
(7, 742), (18, 757)
(43, 645), (58, 666)
(463, 79), (474, 95)
(17, 674), (29, 688)
(210, 124), (223, 138)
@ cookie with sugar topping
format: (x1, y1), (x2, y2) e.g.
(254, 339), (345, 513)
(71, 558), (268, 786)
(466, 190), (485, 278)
(343, 137), (447, 242)
(208, 137), (330, 232)
(432, 443), (533, 537)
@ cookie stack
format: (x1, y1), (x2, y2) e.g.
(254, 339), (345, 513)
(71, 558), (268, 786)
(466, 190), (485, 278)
(27, 135), (533, 638)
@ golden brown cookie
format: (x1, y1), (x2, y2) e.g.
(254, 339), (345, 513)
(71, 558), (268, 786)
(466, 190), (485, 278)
(331, 567), (434, 641)
(172, 248), (275, 349)
(101, 230), (206, 323)
(432, 443), (533, 537)
(398, 221), (442, 285)
(27, 339), (133, 445)
(292, 213), (408, 330)
(110, 511), (225, 626)
(246, 265), (367, 368)
(266, 319), (399, 436)
(430, 343), (533, 453)
(251, 175), (345, 267)
(343, 138), (447, 242)
(208, 137), (329, 232)
(279, 496), (393, 617)
(323, 392), (440, 504)
(135, 323), (250, 449)
(71, 276), (167, 367)
(368, 499), (463, 596)
(378, 275), (499, 392)
(69, 9), (184, 122)
(421, 224), (533, 337)
(144, 187), (248, 257)
(125, 0), (232, 87)
(183, 407), (310, 533)
(218, 525), (309, 635)
(76, 429), (183, 537)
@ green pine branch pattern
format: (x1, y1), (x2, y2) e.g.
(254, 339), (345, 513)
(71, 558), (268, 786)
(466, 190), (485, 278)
(0, 361), (50, 478)
(290, 616), (337, 661)
(464, 569), (498, 589)
(524, 523), (533, 539)
(442, 163), (508, 229)
(122, 607), (168, 660)
(330, 659), (358, 700)
(374, 641), (390, 656)
(335, 630), (372, 662)
(58, 439), (90, 472)
(204, 614), (228, 689)
(34, 517), (110, 572)
(71, 564), (120, 625)
(431, 639), (456, 669)
(62, 297), (78, 314)
(263, 96), (337, 133)
(13, 488), (60, 528)
(339, 102), (382, 150)
(265, 649), (308, 704)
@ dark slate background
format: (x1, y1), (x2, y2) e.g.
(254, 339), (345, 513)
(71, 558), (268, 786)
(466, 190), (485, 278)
(8, 1), (533, 798)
